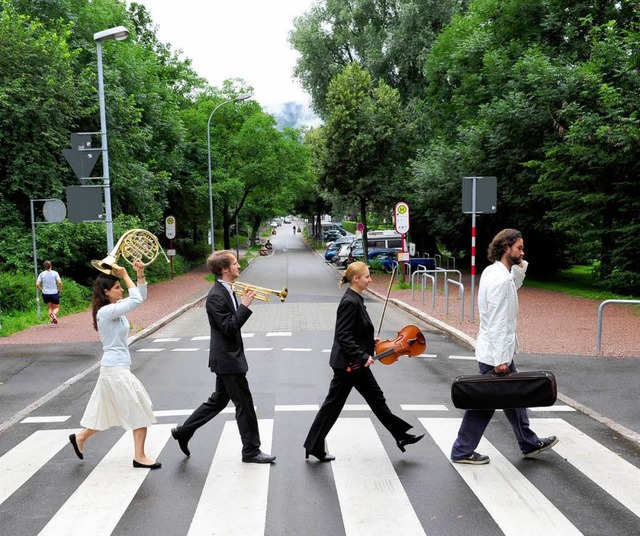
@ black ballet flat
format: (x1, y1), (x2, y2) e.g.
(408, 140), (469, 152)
(396, 433), (425, 453)
(305, 450), (335, 462)
(133, 460), (162, 469)
(69, 434), (83, 460)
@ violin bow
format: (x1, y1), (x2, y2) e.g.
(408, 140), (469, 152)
(376, 263), (397, 337)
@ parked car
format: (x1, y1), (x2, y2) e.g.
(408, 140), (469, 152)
(284, 216), (292, 224)
(333, 243), (354, 266)
(324, 236), (354, 262)
(347, 247), (437, 273)
(323, 230), (342, 242)
(347, 246), (394, 266)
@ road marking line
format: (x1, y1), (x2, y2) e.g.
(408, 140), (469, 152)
(153, 337), (180, 342)
(171, 348), (200, 352)
(242, 333), (255, 338)
(21, 416), (71, 423)
(38, 424), (173, 536)
(448, 355), (476, 360)
(275, 405), (319, 412)
(266, 332), (292, 337)
(528, 405), (575, 412)
(328, 418), (426, 536)
(401, 404), (448, 411)
(188, 420), (273, 536)
(321, 349), (331, 352)
(137, 348), (164, 352)
(245, 347), (273, 352)
(420, 418), (581, 535)
(282, 348), (312, 352)
(0, 430), (73, 506)
(191, 336), (209, 341)
(154, 408), (236, 417)
(532, 418), (640, 517)
(416, 353), (437, 358)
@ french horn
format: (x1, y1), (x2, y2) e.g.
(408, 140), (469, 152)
(91, 229), (170, 275)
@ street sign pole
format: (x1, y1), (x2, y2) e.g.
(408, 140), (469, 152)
(462, 176), (497, 323)
(471, 177), (477, 323)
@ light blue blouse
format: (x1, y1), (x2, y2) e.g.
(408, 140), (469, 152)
(97, 284), (147, 367)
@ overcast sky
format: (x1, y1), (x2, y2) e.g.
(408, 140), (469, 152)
(134, 0), (317, 123)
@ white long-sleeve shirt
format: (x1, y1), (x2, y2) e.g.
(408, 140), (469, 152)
(97, 284), (147, 367)
(475, 260), (528, 367)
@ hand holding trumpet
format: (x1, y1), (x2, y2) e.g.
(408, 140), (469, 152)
(240, 288), (255, 307)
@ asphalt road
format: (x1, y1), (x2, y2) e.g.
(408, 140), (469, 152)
(1, 231), (639, 535)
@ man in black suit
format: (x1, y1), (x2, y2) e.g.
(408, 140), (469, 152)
(171, 250), (275, 464)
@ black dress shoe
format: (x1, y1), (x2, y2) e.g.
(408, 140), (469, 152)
(69, 434), (83, 460)
(171, 427), (190, 457)
(133, 460), (162, 469)
(305, 450), (335, 462)
(396, 433), (425, 452)
(242, 451), (276, 464)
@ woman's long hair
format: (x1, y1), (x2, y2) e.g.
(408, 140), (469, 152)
(91, 274), (119, 331)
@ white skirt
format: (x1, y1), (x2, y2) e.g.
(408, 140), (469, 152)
(80, 366), (157, 431)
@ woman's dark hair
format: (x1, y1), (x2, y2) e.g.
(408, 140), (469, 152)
(91, 274), (119, 331)
(487, 229), (522, 262)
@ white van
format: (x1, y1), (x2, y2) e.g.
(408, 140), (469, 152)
(361, 230), (404, 250)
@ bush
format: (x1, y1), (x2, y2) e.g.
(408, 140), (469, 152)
(0, 271), (90, 315)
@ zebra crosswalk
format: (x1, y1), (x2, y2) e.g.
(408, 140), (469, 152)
(1, 415), (639, 536)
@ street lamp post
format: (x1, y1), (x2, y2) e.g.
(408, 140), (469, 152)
(94, 25), (129, 251)
(207, 93), (252, 252)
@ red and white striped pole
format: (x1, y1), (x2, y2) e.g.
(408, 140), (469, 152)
(470, 177), (477, 322)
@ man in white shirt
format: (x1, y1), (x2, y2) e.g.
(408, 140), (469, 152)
(450, 229), (558, 464)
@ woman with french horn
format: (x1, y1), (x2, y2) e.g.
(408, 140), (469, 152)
(68, 261), (161, 469)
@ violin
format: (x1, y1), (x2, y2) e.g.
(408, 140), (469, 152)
(347, 325), (427, 372)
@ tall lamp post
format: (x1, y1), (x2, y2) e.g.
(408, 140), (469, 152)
(94, 25), (129, 251)
(207, 93), (252, 252)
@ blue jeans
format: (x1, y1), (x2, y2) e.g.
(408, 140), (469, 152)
(451, 360), (540, 459)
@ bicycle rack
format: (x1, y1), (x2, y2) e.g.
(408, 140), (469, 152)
(411, 266), (436, 307)
(596, 299), (640, 352)
(444, 278), (465, 322)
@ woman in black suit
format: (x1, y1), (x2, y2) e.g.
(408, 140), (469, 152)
(303, 261), (424, 461)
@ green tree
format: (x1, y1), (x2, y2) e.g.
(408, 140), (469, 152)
(289, 0), (468, 117)
(319, 63), (413, 259)
(411, 0), (639, 282)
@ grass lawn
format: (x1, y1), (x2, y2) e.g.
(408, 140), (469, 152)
(526, 265), (637, 301)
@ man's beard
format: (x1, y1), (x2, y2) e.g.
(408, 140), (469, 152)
(507, 253), (521, 267)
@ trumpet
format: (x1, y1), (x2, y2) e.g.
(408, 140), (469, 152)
(232, 281), (288, 303)
(91, 229), (170, 275)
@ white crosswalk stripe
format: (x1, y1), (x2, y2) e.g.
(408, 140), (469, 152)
(420, 417), (582, 535)
(0, 429), (72, 506)
(1, 416), (639, 535)
(328, 418), (426, 536)
(38, 424), (174, 536)
(188, 419), (273, 536)
(531, 418), (640, 517)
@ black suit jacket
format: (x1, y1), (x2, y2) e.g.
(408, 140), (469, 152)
(206, 280), (253, 374)
(329, 288), (375, 370)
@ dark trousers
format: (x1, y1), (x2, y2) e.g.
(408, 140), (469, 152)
(304, 366), (412, 456)
(451, 360), (540, 459)
(176, 373), (261, 457)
